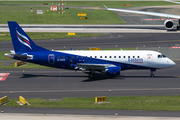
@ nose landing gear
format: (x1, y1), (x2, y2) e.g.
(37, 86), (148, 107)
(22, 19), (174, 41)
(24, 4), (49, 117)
(150, 69), (156, 78)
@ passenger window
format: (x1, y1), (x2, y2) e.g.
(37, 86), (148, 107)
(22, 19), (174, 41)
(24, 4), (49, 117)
(137, 56), (139, 58)
(90, 56), (92, 58)
(133, 56), (135, 58)
(128, 56), (130, 58)
(95, 56), (97, 58)
(58, 56), (60, 58)
(100, 56), (102, 58)
(86, 56), (87, 58)
(105, 56), (107, 58)
(76, 56), (78, 58)
(114, 56), (116, 58)
(72, 56), (74, 59)
(81, 56), (83, 58)
(119, 56), (121, 58)
(109, 56), (111, 58)
(124, 56), (125, 58)
(62, 56), (64, 58)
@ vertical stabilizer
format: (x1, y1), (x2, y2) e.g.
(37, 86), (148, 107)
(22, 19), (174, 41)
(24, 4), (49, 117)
(8, 21), (48, 52)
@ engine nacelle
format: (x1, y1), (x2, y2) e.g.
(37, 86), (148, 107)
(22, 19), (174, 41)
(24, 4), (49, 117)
(164, 20), (174, 30)
(103, 67), (121, 76)
(70, 64), (78, 69)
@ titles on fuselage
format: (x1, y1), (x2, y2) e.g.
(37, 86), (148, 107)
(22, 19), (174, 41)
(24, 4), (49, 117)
(128, 58), (143, 63)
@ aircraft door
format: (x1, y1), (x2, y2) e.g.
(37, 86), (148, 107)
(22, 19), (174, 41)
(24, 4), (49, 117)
(147, 54), (152, 64)
(48, 54), (55, 64)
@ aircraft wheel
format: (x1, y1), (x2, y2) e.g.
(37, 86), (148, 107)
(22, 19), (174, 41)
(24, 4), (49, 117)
(89, 73), (94, 79)
(177, 26), (179, 30)
(150, 74), (154, 78)
(104, 75), (108, 79)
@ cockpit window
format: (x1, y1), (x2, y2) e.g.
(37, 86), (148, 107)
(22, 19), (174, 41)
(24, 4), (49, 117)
(162, 54), (166, 58)
(158, 55), (162, 58)
(158, 54), (166, 58)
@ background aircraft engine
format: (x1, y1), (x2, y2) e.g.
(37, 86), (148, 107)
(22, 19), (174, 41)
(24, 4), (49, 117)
(103, 66), (121, 75)
(164, 20), (174, 30)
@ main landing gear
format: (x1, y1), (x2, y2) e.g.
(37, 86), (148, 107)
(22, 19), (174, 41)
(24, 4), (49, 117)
(150, 69), (156, 78)
(177, 19), (180, 30)
(88, 71), (95, 79)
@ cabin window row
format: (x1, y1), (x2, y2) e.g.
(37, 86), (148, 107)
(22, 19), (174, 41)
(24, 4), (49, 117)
(57, 56), (140, 59)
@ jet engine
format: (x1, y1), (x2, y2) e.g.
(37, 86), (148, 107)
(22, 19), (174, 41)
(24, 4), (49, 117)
(102, 66), (121, 75)
(164, 19), (174, 30)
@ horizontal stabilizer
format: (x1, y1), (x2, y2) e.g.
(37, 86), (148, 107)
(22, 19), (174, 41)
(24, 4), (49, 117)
(4, 53), (32, 59)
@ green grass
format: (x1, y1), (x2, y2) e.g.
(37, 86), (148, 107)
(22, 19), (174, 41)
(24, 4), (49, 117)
(0, 1), (176, 24)
(0, 32), (107, 41)
(0, 6), (124, 24)
(4, 96), (180, 111)
(0, 51), (12, 60)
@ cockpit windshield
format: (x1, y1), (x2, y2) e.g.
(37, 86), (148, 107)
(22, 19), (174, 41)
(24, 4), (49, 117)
(162, 54), (166, 58)
(158, 54), (166, 58)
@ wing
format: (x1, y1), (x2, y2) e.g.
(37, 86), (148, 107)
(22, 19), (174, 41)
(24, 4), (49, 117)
(103, 4), (180, 19)
(76, 63), (116, 70)
(164, 0), (180, 4)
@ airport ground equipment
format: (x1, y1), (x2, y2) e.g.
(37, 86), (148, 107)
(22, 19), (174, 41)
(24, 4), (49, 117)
(0, 96), (8, 105)
(95, 96), (106, 103)
(19, 96), (27, 105)
(68, 33), (75, 35)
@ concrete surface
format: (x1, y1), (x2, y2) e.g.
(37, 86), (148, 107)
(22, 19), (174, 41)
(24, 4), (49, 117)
(1, 113), (180, 120)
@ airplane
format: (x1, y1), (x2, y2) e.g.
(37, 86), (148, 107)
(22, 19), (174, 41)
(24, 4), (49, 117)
(5, 21), (176, 78)
(103, 4), (180, 30)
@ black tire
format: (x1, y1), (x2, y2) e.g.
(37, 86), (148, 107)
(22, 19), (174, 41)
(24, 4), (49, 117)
(89, 73), (94, 79)
(177, 26), (179, 30)
(150, 74), (154, 78)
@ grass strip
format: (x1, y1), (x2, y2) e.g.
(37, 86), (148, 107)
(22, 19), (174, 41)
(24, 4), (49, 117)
(4, 96), (180, 111)
(0, 7), (124, 24)
(0, 32), (107, 41)
(0, 1), (176, 24)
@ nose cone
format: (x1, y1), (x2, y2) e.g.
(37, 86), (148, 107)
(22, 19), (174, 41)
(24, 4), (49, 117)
(169, 60), (176, 67)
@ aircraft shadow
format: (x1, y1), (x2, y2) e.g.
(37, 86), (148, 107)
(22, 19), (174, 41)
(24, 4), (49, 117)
(119, 75), (177, 78)
(21, 74), (86, 78)
(21, 74), (178, 82)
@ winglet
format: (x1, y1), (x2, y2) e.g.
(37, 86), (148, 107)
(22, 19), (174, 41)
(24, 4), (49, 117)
(103, 4), (108, 10)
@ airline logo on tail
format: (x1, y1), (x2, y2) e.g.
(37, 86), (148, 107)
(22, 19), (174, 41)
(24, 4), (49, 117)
(16, 30), (32, 49)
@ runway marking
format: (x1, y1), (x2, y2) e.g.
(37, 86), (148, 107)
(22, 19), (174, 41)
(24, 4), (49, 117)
(0, 73), (10, 76)
(0, 73), (10, 81)
(1, 88), (180, 93)
(0, 77), (7, 81)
